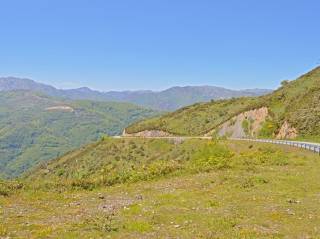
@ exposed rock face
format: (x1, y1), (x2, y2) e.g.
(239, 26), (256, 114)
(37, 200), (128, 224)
(208, 107), (269, 138)
(122, 129), (172, 137)
(276, 121), (298, 139)
(45, 106), (74, 112)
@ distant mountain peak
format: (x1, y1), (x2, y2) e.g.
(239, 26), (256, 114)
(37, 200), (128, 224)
(0, 77), (55, 92)
(74, 87), (92, 92)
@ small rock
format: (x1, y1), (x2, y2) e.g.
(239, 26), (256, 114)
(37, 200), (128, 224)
(43, 169), (50, 174)
(286, 209), (295, 215)
(135, 195), (143, 200)
(287, 199), (301, 204)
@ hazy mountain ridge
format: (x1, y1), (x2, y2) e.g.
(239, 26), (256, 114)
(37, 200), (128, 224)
(0, 77), (272, 111)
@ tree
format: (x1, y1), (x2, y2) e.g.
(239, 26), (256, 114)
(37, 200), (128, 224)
(281, 80), (290, 87)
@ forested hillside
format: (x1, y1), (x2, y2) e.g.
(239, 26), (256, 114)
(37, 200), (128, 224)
(0, 91), (157, 178)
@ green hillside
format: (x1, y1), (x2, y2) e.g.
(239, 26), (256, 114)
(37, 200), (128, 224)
(126, 97), (260, 136)
(25, 137), (220, 188)
(2, 138), (320, 238)
(262, 66), (320, 136)
(126, 67), (320, 139)
(0, 91), (158, 178)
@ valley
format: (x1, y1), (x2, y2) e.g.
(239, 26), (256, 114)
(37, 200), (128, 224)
(0, 91), (158, 178)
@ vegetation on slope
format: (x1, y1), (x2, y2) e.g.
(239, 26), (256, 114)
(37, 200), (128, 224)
(1, 138), (320, 238)
(262, 66), (320, 136)
(25, 137), (234, 190)
(126, 97), (261, 136)
(0, 91), (158, 178)
(126, 67), (320, 139)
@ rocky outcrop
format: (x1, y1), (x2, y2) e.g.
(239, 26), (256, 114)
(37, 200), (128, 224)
(122, 129), (173, 137)
(45, 106), (74, 112)
(276, 121), (297, 139)
(207, 107), (269, 138)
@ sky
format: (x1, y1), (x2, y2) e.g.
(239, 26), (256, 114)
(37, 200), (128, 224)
(0, 0), (319, 91)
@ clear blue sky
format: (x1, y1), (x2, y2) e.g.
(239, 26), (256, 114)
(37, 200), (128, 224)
(0, 0), (319, 91)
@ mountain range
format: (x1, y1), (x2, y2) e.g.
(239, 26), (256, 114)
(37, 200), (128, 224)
(0, 77), (271, 111)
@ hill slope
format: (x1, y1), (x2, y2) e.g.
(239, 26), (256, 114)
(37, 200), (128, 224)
(0, 77), (271, 111)
(0, 91), (157, 178)
(126, 67), (320, 139)
(3, 138), (320, 238)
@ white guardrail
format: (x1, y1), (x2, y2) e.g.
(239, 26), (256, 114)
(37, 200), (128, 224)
(231, 138), (320, 155)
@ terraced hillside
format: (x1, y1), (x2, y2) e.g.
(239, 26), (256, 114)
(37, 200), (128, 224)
(0, 91), (158, 178)
(126, 67), (320, 140)
(2, 138), (320, 238)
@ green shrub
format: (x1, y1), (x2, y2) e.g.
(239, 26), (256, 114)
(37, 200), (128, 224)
(190, 142), (234, 172)
(70, 179), (96, 190)
(242, 119), (250, 136)
(0, 180), (24, 196)
(83, 214), (118, 232)
(239, 176), (268, 189)
(259, 120), (277, 138)
(237, 147), (290, 167)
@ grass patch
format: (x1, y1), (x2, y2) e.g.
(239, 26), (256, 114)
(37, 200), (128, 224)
(2, 139), (320, 238)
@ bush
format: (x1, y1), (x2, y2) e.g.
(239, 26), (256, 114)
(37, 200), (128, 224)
(237, 147), (290, 167)
(0, 180), (24, 197)
(190, 143), (234, 172)
(70, 179), (96, 190)
(259, 120), (277, 138)
(281, 80), (290, 86)
(242, 120), (250, 136)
